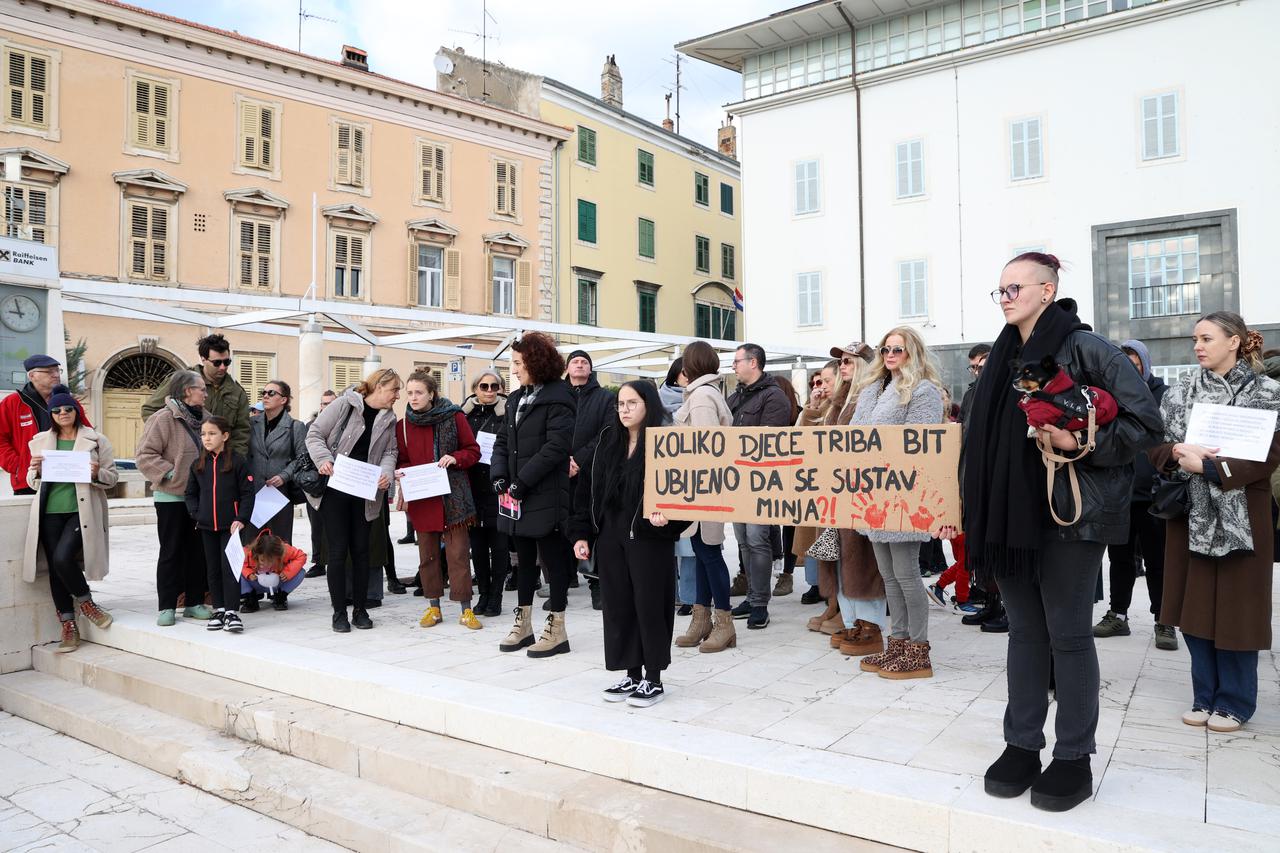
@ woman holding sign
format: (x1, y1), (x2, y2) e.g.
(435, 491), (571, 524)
(396, 370), (482, 630)
(1151, 312), (1280, 734)
(964, 252), (1161, 813)
(245, 379), (307, 544)
(23, 385), (117, 653)
(464, 371), (511, 616)
(305, 369), (401, 633)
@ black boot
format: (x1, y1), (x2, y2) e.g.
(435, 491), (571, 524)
(332, 611), (351, 633)
(962, 593), (1002, 626)
(387, 578), (407, 595)
(980, 610), (1009, 633)
(590, 580), (602, 611)
(272, 591), (288, 611)
(984, 745), (1041, 798)
(240, 595), (259, 614)
(504, 571), (519, 591)
(351, 608), (373, 630)
(1030, 757), (1092, 812)
(475, 586), (490, 615)
(397, 529), (416, 545)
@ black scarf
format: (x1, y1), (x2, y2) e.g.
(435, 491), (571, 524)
(963, 298), (1087, 581)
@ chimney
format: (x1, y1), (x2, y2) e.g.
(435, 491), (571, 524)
(662, 92), (674, 132)
(341, 45), (368, 71)
(717, 117), (737, 159)
(601, 55), (623, 108)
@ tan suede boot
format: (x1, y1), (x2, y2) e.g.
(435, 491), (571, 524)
(527, 611), (570, 658)
(499, 605), (534, 652)
(859, 636), (908, 672)
(807, 599), (838, 632)
(840, 620), (884, 656)
(878, 640), (933, 680)
(700, 608), (737, 653)
(675, 604), (712, 648)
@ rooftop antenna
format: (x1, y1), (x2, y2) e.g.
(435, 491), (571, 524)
(297, 0), (337, 52)
(447, 1), (499, 102)
(661, 53), (684, 134)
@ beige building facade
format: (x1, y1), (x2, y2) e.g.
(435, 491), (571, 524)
(0, 0), (568, 458)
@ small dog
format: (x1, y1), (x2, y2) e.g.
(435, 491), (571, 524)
(1012, 355), (1118, 434)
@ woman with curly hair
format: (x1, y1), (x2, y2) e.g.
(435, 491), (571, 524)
(491, 332), (577, 657)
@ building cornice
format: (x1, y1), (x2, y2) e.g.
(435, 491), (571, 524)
(112, 168), (187, 194)
(0, 147), (71, 176)
(223, 188), (290, 211)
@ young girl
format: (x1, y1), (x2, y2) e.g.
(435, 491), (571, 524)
(241, 529), (307, 610)
(185, 415), (255, 632)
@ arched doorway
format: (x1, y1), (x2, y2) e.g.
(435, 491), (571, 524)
(99, 352), (182, 458)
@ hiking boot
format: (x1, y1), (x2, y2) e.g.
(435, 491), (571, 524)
(56, 620), (79, 653)
(156, 609), (176, 627)
(984, 745), (1042, 798)
(626, 680), (665, 707)
(772, 574), (793, 596)
(459, 608), (483, 630)
(602, 677), (638, 703)
(1154, 623), (1178, 651)
(536, 584), (550, 599)
(729, 571), (748, 597)
(800, 585), (824, 605)
(1030, 757), (1092, 812)
(505, 574), (519, 592)
(839, 620), (884, 657)
(675, 604), (712, 648)
(860, 636), (908, 672)
(878, 640), (933, 680)
(747, 606), (770, 630)
(419, 606), (442, 628)
(807, 600), (838, 632)
(500, 605), (535, 652)
(731, 599), (752, 620)
(1093, 610), (1130, 638)
(184, 604), (213, 620)
(700, 609), (737, 653)
(223, 612), (244, 633)
(527, 612), (570, 658)
(78, 600), (113, 630)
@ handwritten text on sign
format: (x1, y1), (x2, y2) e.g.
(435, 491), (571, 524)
(642, 425), (962, 534)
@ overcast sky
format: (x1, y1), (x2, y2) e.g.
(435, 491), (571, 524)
(134, 0), (781, 148)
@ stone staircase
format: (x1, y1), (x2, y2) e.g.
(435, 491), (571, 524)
(0, 642), (876, 852)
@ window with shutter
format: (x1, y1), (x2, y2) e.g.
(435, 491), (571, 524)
(721, 244), (735, 280)
(493, 159), (518, 216)
(330, 359), (363, 393)
(126, 201), (172, 281)
(236, 355), (273, 403)
(1141, 93), (1179, 160)
(637, 149), (654, 186)
(131, 77), (173, 152)
(239, 99), (276, 170)
(796, 272), (822, 327)
(418, 141), (447, 204)
(491, 255), (515, 315)
(898, 260), (928, 318)
(235, 217), (274, 289)
(694, 172), (709, 207)
(695, 236), (710, 273)
(4, 48), (50, 130)
(577, 126), (597, 165)
(577, 199), (597, 244)
(334, 121), (367, 188)
(516, 259), (533, 318)
(1010, 118), (1043, 181)
(2, 184), (49, 243)
(443, 247), (462, 310)
(719, 183), (734, 215)
(637, 287), (657, 334)
(895, 140), (924, 198)
(577, 279), (597, 326)
(696, 301), (736, 340)
(638, 218), (655, 259)
(794, 160), (820, 214)
(414, 243), (444, 308)
(332, 230), (365, 299)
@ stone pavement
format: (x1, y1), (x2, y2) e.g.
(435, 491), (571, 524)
(0, 710), (345, 852)
(60, 515), (1280, 848)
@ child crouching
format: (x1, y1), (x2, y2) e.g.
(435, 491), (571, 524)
(242, 529), (306, 610)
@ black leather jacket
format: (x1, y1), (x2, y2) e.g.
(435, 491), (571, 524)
(1047, 331), (1163, 544)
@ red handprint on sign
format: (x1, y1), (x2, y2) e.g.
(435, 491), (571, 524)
(907, 490), (948, 532)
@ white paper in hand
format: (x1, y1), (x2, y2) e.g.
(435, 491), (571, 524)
(1186, 402), (1279, 463)
(224, 531), (246, 578)
(476, 431), (496, 465)
(249, 484), (290, 528)
(330, 454), (382, 500)
(398, 463), (452, 501)
(40, 450), (92, 484)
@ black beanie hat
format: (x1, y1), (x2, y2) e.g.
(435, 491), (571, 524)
(566, 349), (593, 369)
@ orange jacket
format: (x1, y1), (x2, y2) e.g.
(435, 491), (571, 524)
(242, 542), (307, 582)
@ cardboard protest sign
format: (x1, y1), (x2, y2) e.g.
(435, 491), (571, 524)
(643, 425), (962, 535)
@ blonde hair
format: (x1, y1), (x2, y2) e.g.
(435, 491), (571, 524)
(853, 327), (943, 406)
(825, 354), (873, 425)
(355, 367), (402, 397)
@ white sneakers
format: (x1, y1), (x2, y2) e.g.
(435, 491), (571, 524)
(1182, 708), (1243, 732)
(1181, 708), (1210, 727)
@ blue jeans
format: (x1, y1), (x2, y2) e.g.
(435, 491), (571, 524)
(676, 555), (697, 606)
(690, 530), (732, 611)
(732, 522), (774, 607)
(1184, 632), (1258, 721)
(804, 555), (819, 587)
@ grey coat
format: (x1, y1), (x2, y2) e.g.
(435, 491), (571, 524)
(851, 376), (944, 543)
(305, 389), (398, 521)
(248, 410), (307, 488)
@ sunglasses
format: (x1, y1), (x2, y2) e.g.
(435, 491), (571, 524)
(206, 358), (233, 367)
(879, 346), (907, 357)
(840, 356), (859, 365)
(809, 379), (822, 387)
(50, 405), (77, 415)
(477, 383), (500, 391)
(259, 389), (283, 398)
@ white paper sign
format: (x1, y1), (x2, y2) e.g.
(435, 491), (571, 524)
(330, 454), (382, 500)
(249, 484), (290, 529)
(476, 431), (496, 465)
(40, 450), (91, 483)
(398, 463), (451, 501)
(224, 531), (245, 577)
(1186, 402), (1279, 463)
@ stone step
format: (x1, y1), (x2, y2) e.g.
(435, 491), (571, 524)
(28, 643), (876, 853)
(0, 668), (574, 852)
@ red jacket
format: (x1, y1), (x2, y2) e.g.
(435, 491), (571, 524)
(0, 384), (91, 492)
(243, 542), (307, 582)
(395, 411), (479, 533)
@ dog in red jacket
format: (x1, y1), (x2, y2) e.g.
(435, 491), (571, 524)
(1012, 355), (1118, 435)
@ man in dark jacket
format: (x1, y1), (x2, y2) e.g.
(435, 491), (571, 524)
(725, 343), (792, 629)
(959, 343), (991, 427)
(0, 354), (65, 494)
(142, 333), (250, 456)
(1094, 339), (1175, 650)
(564, 349), (615, 609)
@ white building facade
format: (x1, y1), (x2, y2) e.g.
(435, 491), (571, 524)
(679, 0), (1279, 389)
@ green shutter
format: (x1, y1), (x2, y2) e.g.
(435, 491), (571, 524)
(695, 172), (709, 206)
(721, 244), (735, 279)
(638, 290), (656, 333)
(695, 303), (710, 338)
(578, 279), (595, 325)
(577, 199), (597, 243)
(638, 149), (654, 186)
(695, 236), (709, 273)
(577, 127), (596, 165)
(720, 182), (734, 215)
(638, 218), (655, 258)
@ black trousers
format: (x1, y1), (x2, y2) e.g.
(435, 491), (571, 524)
(470, 524), (509, 593)
(155, 502), (207, 611)
(514, 530), (572, 610)
(306, 503), (324, 568)
(596, 517), (675, 677)
(40, 512), (89, 617)
(321, 490), (371, 613)
(1106, 503), (1166, 619)
(200, 529), (242, 612)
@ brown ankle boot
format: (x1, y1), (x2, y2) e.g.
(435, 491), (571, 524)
(860, 635), (908, 672)
(829, 627), (853, 648)
(700, 608), (737, 653)
(878, 640), (933, 679)
(527, 611), (570, 658)
(807, 599), (838, 632)
(675, 604), (712, 648)
(499, 605), (534, 652)
(840, 620), (884, 656)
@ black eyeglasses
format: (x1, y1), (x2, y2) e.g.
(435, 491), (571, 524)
(50, 405), (77, 415)
(990, 282), (1047, 304)
(206, 358), (233, 367)
(968, 364), (985, 375)
(879, 346), (906, 357)
(477, 383), (500, 391)
(259, 389), (283, 398)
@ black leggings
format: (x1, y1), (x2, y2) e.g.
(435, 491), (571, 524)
(40, 512), (89, 617)
(1106, 503), (1166, 618)
(321, 490), (371, 613)
(200, 529), (242, 612)
(514, 530), (572, 610)
(155, 502), (206, 611)
(470, 524), (509, 592)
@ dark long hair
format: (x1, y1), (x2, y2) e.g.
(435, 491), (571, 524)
(194, 415), (234, 474)
(597, 380), (665, 511)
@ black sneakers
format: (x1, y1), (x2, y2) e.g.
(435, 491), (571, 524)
(332, 611), (351, 633)
(206, 612), (225, 631)
(626, 680), (665, 707)
(747, 606), (770, 630)
(223, 612), (244, 633)
(984, 745), (1042, 798)
(730, 599), (752, 619)
(351, 608), (373, 630)
(602, 677), (638, 703)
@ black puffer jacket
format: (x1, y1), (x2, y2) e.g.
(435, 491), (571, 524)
(569, 375), (615, 470)
(490, 380), (574, 538)
(1047, 330), (1163, 544)
(463, 394), (506, 527)
(567, 424), (691, 544)
(727, 374), (792, 428)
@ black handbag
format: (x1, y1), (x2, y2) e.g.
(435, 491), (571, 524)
(1148, 473), (1190, 520)
(293, 405), (354, 500)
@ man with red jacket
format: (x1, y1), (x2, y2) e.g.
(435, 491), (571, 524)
(0, 354), (69, 494)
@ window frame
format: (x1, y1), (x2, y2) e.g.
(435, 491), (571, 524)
(721, 243), (736, 280)
(1, 182), (52, 245)
(719, 182), (735, 216)
(231, 213), (277, 292)
(1127, 234), (1201, 320)
(695, 299), (736, 340)
(414, 241), (445, 309)
(794, 158), (821, 216)
(329, 358), (364, 393)
(637, 285), (658, 334)
(577, 277), (598, 326)
(796, 271), (823, 328)
(638, 217), (656, 260)
(895, 139), (925, 199)
(233, 94), (281, 181)
(694, 234), (711, 274)
(492, 157), (521, 221)
(329, 227), (368, 302)
(694, 171), (710, 207)
(235, 353), (275, 404)
(330, 117), (371, 194)
(637, 149), (655, 187)
(123, 198), (175, 284)
(577, 198), (597, 245)
(492, 254), (517, 316)
(1009, 117), (1044, 182)
(1140, 90), (1181, 162)
(577, 126), (597, 166)
(898, 259), (929, 319)
(414, 138), (451, 209)
(124, 69), (179, 161)
(0, 40), (60, 140)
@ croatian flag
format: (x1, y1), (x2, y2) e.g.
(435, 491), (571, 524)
(732, 287), (744, 312)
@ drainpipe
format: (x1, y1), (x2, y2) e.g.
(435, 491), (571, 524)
(553, 141), (562, 325)
(835, 2), (867, 344)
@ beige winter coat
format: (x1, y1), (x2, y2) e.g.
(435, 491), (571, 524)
(305, 388), (398, 521)
(135, 399), (204, 497)
(23, 427), (118, 583)
(673, 374), (734, 545)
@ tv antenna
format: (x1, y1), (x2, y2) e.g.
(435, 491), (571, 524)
(297, 1), (337, 52)
(662, 53), (684, 134)
(447, 1), (499, 102)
